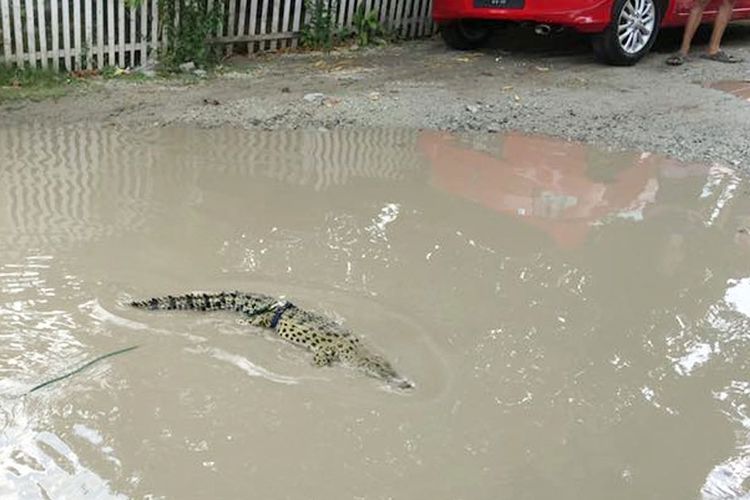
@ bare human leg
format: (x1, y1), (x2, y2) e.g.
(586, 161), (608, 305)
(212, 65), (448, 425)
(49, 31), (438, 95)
(700, 0), (744, 62)
(707, 0), (735, 54)
(667, 0), (710, 65)
(680, 0), (711, 56)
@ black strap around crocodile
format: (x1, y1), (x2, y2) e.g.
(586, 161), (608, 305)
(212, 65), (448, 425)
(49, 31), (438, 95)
(270, 301), (294, 329)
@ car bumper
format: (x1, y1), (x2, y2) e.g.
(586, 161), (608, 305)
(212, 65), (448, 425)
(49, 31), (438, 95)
(432, 0), (613, 33)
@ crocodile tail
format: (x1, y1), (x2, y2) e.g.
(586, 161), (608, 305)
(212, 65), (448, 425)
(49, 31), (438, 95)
(130, 291), (270, 313)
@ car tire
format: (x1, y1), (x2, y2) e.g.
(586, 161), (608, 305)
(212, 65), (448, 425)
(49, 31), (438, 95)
(440, 20), (492, 50)
(592, 0), (661, 65)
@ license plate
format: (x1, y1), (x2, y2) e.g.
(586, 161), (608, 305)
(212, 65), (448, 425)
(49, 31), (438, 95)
(473, 0), (523, 8)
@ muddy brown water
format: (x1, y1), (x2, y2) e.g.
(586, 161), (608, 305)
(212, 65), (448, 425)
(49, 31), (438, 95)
(710, 80), (750, 103)
(1, 126), (750, 500)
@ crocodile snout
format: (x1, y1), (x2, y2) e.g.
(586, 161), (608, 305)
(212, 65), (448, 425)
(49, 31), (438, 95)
(392, 377), (415, 390)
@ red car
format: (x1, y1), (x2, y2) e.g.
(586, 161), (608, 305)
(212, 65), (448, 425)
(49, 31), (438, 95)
(432, 0), (750, 65)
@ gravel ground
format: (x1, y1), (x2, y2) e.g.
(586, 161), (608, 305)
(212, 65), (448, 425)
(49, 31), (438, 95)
(2, 23), (750, 170)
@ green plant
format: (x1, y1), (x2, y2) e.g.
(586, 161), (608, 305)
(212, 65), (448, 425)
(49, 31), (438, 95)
(100, 65), (118, 78)
(80, 42), (90, 69)
(350, 3), (384, 46)
(0, 66), (67, 87)
(300, 0), (336, 50)
(0, 66), (75, 103)
(160, 0), (223, 69)
(127, 0), (221, 69)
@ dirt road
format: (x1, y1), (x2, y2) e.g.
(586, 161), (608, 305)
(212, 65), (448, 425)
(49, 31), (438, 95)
(2, 24), (749, 169)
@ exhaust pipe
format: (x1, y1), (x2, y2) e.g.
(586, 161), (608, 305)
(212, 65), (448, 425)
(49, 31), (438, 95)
(534, 24), (551, 36)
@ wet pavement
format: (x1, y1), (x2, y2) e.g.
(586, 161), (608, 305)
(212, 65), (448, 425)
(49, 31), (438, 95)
(1, 126), (749, 499)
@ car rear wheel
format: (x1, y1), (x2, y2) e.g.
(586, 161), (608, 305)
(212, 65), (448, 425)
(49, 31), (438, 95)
(440, 20), (492, 50)
(592, 0), (660, 65)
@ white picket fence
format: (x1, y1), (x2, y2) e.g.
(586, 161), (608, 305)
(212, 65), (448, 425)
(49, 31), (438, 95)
(0, 0), (435, 71)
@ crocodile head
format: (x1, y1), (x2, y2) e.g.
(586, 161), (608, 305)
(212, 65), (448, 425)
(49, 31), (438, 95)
(358, 352), (413, 390)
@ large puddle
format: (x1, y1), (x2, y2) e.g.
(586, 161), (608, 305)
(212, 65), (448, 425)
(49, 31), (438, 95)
(1, 126), (749, 499)
(710, 80), (750, 102)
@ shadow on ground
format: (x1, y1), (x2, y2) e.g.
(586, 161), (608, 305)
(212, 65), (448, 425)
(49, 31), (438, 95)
(475, 21), (750, 61)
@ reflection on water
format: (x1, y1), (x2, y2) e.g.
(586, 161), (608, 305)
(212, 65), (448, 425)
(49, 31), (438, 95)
(1, 126), (750, 499)
(709, 80), (750, 103)
(419, 131), (714, 248)
(0, 126), (156, 248)
(0, 251), (125, 498)
(0, 418), (125, 499)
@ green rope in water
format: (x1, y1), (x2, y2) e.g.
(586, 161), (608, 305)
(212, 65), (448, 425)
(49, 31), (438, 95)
(27, 345), (140, 394)
(26, 299), (280, 395)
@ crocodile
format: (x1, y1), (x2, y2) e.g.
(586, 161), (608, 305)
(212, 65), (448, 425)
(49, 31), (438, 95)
(130, 291), (413, 389)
